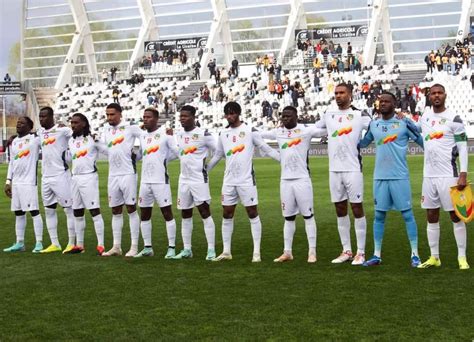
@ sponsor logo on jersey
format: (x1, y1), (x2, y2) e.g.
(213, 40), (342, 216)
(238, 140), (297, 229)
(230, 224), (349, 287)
(377, 134), (397, 145)
(143, 145), (159, 155)
(281, 138), (302, 149)
(331, 126), (352, 137)
(73, 149), (88, 159)
(425, 131), (443, 141)
(14, 149), (30, 159)
(227, 144), (245, 156)
(108, 135), (125, 147)
(181, 146), (197, 155)
(42, 137), (56, 146)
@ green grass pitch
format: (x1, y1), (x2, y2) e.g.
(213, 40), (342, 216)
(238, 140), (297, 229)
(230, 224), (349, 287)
(0, 155), (473, 340)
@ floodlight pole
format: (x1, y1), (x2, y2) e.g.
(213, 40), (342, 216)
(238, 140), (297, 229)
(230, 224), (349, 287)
(279, 0), (307, 62)
(55, 0), (98, 89)
(456, 0), (473, 43)
(362, 0), (393, 66)
(200, 0), (234, 80)
(130, 0), (159, 74)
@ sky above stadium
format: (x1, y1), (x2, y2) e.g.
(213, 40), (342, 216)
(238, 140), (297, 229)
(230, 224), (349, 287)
(0, 0), (21, 80)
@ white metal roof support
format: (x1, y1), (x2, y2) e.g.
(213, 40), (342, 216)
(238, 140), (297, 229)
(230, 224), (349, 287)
(456, 0), (473, 42)
(129, 0), (159, 72)
(363, 0), (393, 66)
(200, 0), (234, 79)
(278, 0), (307, 61)
(55, 0), (98, 89)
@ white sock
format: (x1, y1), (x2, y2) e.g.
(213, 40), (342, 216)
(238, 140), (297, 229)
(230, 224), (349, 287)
(222, 218), (234, 255)
(64, 207), (76, 245)
(15, 215), (26, 243)
(112, 214), (123, 247)
(128, 211), (140, 246)
(453, 221), (467, 258)
(166, 219), (176, 247)
(305, 217), (317, 252)
(283, 219), (296, 253)
(74, 216), (86, 247)
(337, 215), (351, 252)
(354, 216), (367, 254)
(249, 216), (262, 255)
(32, 214), (43, 243)
(92, 214), (105, 246)
(181, 218), (193, 250)
(45, 207), (60, 246)
(427, 222), (440, 258)
(141, 220), (152, 246)
(203, 216), (215, 249)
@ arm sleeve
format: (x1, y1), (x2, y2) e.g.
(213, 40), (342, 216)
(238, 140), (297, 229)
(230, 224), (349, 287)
(252, 130), (280, 162)
(406, 119), (424, 148)
(314, 114), (327, 130)
(204, 131), (216, 154)
(259, 130), (277, 140)
(166, 136), (179, 162)
(206, 135), (225, 171)
(307, 125), (327, 138)
(130, 124), (143, 138)
(358, 123), (374, 148)
(95, 141), (109, 156)
(453, 116), (468, 172)
(6, 146), (13, 181)
(361, 110), (372, 130)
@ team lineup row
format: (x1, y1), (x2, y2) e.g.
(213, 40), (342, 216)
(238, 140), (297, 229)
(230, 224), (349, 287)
(4, 83), (469, 269)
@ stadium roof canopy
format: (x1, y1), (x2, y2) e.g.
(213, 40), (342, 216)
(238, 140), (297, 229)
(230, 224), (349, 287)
(21, 0), (473, 88)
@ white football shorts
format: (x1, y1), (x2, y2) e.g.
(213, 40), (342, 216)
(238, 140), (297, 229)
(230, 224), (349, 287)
(221, 184), (258, 207)
(280, 178), (314, 217)
(177, 183), (211, 210)
(421, 177), (458, 211)
(329, 171), (364, 203)
(139, 183), (172, 208)
(72, 173), (101, 210)
(41, 171), (73, 207)
(108, 174), (137, 207)
(11, 184), (39, 212)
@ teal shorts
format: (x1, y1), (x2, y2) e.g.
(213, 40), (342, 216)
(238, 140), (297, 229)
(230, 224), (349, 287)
(373, 179), (412, 212)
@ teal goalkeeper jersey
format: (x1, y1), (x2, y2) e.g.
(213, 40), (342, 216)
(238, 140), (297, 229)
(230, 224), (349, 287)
(359, 116), (423, 180)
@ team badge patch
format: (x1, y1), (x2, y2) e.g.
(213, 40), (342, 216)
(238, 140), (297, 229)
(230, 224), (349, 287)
(440, 118), (447, 125)
(192, 134), (199, 140)
(294, 129), (301, 134)
(450, 185), (474, 223)
(392, 122), (400, 129)
(239, 132), (246, 138)
(154, 134), (160, 140)
(347, 114), (354, 120)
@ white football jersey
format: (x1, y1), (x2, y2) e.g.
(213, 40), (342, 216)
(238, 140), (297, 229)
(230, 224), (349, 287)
(139, 128), (178, 184)
(316, 107), (371, 172)
(67, 135), (99, 175)
(211, 123), (277, 187)
(38, 125), (71, 177)
(176, 127), (216, 184)
(261, 124), (325, 180)
(7, 134), (41, 185)
(419, 108), (468, 178)
(100, 123), (142, 177)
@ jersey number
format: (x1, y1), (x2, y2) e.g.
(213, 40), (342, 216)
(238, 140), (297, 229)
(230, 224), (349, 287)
(184, 137), (190, 144)
(232, 136), (236, 143)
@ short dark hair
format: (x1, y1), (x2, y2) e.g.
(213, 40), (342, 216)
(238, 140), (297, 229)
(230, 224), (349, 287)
(71, 113), (91, 138)
(224, 101), (241, 115)
(335, 83), (352, 92)
(20, 116), (34, 130)
(282, 106), (298, 115)
(144, 107), (159, 118)
(181, 105), (196, 116)
(106, 103), (122, 112)
(430, 83), (446, 92)
(380, 91), (397, 101)
(40, 106), (54, 117)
